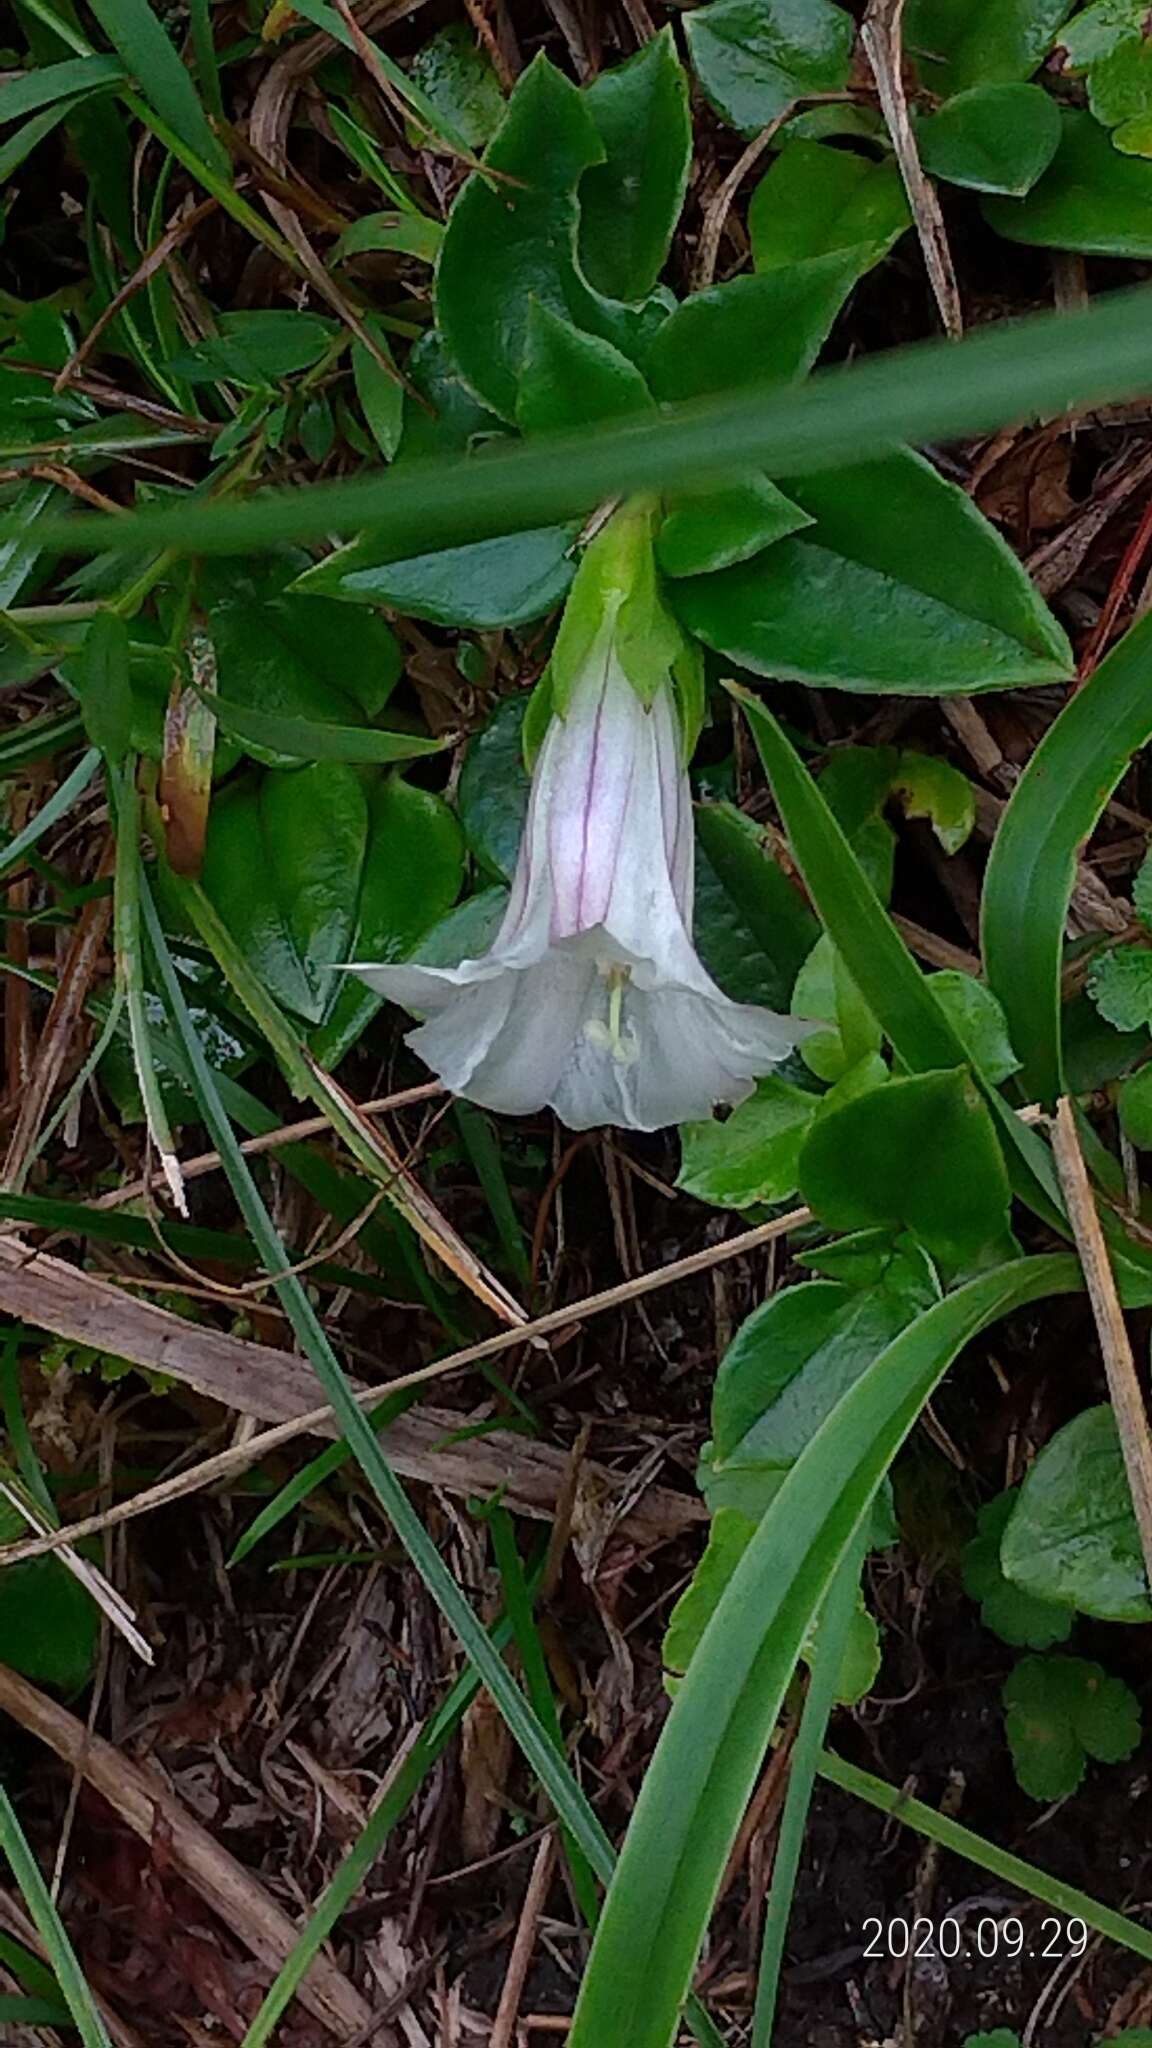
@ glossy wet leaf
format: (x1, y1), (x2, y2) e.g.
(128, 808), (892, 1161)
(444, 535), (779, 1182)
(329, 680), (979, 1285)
(677, 1075), (818, 1209)
(904, 0), (1074, 94)
(673, 448), (1072, 693)
(692, 799), (820, 1009)
(749, 140), (910, 270)
(293, 522), (579, 628)
(457, 693), (530, 881)
(1002, 1405), (1152, 1622)
(685, 0), (855, 138)
(655, 476), (810, 577)
(799, 1066), (1014, 1267)
(918, 82), (1062, 195)
(984, 108), (1152, 254)
(579, 28), (692, 301)
(408, 22), (503, 150)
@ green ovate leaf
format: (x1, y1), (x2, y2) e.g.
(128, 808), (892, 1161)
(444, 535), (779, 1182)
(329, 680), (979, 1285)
(1087, 944), (1152, 1031)
(963, 1491), (1075, 1648)
(168, 312), (338, 386)
(645, 254), (862, 401)
(798, 1066), (1014, 1268)
(579, 28), (691, 302)
(293, 523), (580, 628)
(929, 972), (1021, 1086)
(1001, 1405), (1152, 1622)
(516, 303), (654, 436)
(457, 693), (531, 882)
(1060, 3), (1152, 154)
(685, 0), (855, 138)
(677, 1075), (818, 1209)
(793, 932), (884, 1083)
(984, 109), (1152, 254)
(0, 1489), (97, 1693)
(664, 1507), (878, 1704)
(198, 556), (402, 763)
(333, 211), (444, 264)
(1003, 1654), (1141, 1801)
(72, 609), (132, 761)
(672, 448), (1073, 694)
(904, 0), (1075, 94)
(709, 1275), (933, 1477)
(436, 54), (666, 421)
(693, 800), (820, 1009)
(407, 22), (503, 151)
(918, 82), (1062, 196)
(352, 321), (404, 461)
(192, 766), (464, 1058)
(1119, 1062), (1152, 1147)
(749, 140), (910, 271)
(656, 477), (811, 578)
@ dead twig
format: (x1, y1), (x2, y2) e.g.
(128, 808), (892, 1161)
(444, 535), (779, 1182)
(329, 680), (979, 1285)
(489, 1833), (558, 2048)
(0, 1662), (376, 2037)
(862, 0), (962, 338)
(1051, 1098), (1152, 1596)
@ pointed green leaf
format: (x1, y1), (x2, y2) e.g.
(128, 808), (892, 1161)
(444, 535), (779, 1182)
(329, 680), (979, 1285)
(579, 28), (691, 301)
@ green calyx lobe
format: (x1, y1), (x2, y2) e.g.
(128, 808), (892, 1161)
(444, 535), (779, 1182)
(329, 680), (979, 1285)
(540, 498), (704, 763)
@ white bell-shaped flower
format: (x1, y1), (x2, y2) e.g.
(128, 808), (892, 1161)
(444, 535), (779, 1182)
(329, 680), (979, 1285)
(348, 507), (809, 1131)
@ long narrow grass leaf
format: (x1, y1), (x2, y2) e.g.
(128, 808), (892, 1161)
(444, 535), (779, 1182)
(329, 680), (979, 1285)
(0, 1784), (112, 2048)
(18, 283), (1152, 560)
(818, 1752), (1152, 1961)
(0, 748), (100, 879)
(983, 609), (1152, 1106)
(568, 1255), (1080, 2048)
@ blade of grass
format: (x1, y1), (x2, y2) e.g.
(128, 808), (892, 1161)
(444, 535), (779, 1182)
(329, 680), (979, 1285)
(84, 0), (228, 174)
(567, 1255), (1081, 2048)
(0, 1784), (112, 2048)
(138, 873), (611, 1866)
(0, 52), (124, 119)
(141, 871), (724, 2048)
(227, 1388), (419, 1566)
(488, 1504), (599, 1926)
(112, 761), (186, 1213)
(18, 280), (1152, 558)
(0, 747), (100, 879)
(751, 1524), (869, 2047)
(983, 608), (1152, 1107)
(818, 1752), (1152, 1960)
